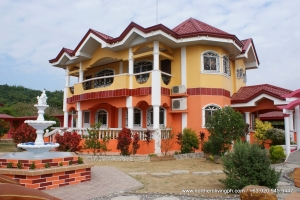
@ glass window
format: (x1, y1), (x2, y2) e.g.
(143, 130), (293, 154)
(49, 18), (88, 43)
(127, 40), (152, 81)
(95, 109), (108, 126)
(203, 105), (220, 126)
(134, 61), (152, 84)
(134, 108), (142, 126)
(223, 55), (230, 76)
(147, 107), (165, 126)
(203, 52), (220, 72)
(94, 69), (114, 88)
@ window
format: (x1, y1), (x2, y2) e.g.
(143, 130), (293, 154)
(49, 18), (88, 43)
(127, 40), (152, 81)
(125, 108), (142, 127)
(94, 69), (114, 88)
(95, 109), (108, 127)
(161, 60), (171, 85)
(134, 60), (152, 84)
(223, 55), (230, 76)
(202, 105), (220, 127)
(147, 107), (165, 127)
(203, 51), (220, 72)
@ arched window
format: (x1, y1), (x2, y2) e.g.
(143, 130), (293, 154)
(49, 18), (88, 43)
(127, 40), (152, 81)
(202, 105), (220, 127)
(203, 51), (220, 72)
(125, 108), (142, 127)
(134, 60), (152, 84)
(94, 69), (114, 88)
(223, 55), (230, 76)
(95, 109), (108, 127)
(147, 107), (165, 127)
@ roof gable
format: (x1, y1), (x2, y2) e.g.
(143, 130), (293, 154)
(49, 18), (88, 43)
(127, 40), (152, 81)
(231, 84), (292, 104)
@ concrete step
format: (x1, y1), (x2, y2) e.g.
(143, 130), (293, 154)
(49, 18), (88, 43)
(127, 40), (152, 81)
(193, 171), (212, 176)
(170, 170), (189, 175)
(151, 173), (172, 177)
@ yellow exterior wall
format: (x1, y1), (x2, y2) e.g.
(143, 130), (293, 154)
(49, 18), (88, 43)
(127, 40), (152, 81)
(84, 61), (120, 78)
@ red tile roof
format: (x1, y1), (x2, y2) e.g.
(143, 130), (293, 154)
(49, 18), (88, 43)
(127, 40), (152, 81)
(259, 111), (283, 119)
(0, 114), (14, 119)
(240, 38), (260, 65)
(173, 18), (229, 35)
(231, 84), (292, 103)
(282, 89), (300, 98)
(278, 99), (300, 110)
(50, 18), (247, 63)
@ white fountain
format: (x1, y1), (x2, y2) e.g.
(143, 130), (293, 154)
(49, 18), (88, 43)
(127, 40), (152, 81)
(17, 90), (59, 157)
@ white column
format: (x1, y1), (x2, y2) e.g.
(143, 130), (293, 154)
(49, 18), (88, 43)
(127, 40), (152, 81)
(127, 48), (134, 129)
(63, 67), (70, 127)
(118, 108), (122, 128)
(289, 111), (294, 142)
(283, 109), (291, 157)
(245, 112), (251, 142)
(181, 46), (187, 131)
(119, 61), (123, 74)
(295, 106), (300, 149)
(77, 102), (82, 128)
(79, 62), (83, 82)
(152, 41), (161, 154)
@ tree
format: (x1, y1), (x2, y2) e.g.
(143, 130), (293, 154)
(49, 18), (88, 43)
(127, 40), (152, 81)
(161, 127), (176, 156)
(0, 119), (10, 139)
(254, 119), (273, 147)
(205, 106), (246, 155)
(82, 122), (103, 155)
(117, 128), (132, 156)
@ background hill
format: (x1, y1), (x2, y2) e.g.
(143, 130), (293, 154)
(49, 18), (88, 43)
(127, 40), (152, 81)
(0, 84), (63, 117)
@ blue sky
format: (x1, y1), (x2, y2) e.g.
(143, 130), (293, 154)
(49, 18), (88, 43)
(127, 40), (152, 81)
(0, 0), (299, 91)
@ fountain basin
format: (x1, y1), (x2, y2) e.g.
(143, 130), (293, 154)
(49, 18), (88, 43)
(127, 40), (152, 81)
(17, 142), (59, 157)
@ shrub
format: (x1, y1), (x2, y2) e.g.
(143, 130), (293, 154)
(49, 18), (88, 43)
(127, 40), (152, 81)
(0, 119), (10, 139)
(266, 128), (285, 146)
(220, 141), (281, 190)
(269, 145), (285, 162)
(254, 119), (273, 146)
(7, 162), (13, 168)
(29, 161), (36, 170)
(202, 140), (213, 154)
(17, 161), (22, 169)
(59, 162), (63, 166)
(78, 157), (84, 164)
(117, 128), (132, 156)
(180, 128), (199, 153)
(205, 107), (246, 155)
(132, 133), (140, 155)
(161, 127), (176, 156)
(143, 129), (152, 154)
(44, 162), (51, 168)
(55, 131), (82, 152)
(10, 123), (36, 145)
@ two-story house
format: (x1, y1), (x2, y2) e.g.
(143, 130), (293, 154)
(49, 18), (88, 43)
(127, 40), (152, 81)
(49, 18), (259, 153)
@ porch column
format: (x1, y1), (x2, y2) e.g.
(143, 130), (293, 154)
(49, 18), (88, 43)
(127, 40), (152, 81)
(181, 46), (187, 131)
(152, 41), (161, 154)
(63, 67), (70, 127)
(118, 108), (122, 128)
(77, 102), (82, 128)
(245, 112), (251, 142)
(283, 109), (291, 157)
(289, 111), (294, 142)
(79, 62), (84, 82)
(295, 106), (300, 149)
(127, 48), (134, 129)
(119, 61), (123, 74)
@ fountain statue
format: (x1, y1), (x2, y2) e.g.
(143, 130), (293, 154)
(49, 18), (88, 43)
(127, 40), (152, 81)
(17, 90), (59, 157)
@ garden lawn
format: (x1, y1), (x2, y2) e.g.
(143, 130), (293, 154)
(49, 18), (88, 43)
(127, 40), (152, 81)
(0, 142), (16, 152)
(95, 158), (235, 197)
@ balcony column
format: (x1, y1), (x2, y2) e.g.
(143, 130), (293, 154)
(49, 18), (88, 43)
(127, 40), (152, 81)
(63, 67), (70, 127)
(77, 102), (82, 128)
(119, 61), (123, 74)
(295, 106), (300, 149)
(79, 62), (84, 82)
(127, 48), (134, 129)
(152, 41), (161, 154)
(181, 46), (187, 131)
(283, 109), (291, 157)
(289, 111), (294, 142)
(245, 112), (251, 142)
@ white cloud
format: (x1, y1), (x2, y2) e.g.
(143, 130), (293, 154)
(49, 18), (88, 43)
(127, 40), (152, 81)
(0, 0), (299, 91)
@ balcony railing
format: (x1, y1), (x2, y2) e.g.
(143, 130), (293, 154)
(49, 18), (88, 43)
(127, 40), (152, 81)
(134, 71), (150, 84)
(81, 74), (129, 91)
(161, 71), (172, 85)
(69, 86), (74, 94)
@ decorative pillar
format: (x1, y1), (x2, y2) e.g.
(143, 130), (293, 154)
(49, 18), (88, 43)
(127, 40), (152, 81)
(126, 48), (134, 129)
(119, 61), (123, 74)
(118, 108), (122, 128)
(289, 111), (294, 142)
(295, 106), (300, 149)
(245, 112), (251, 142)
(77, 102), (82, 128)
(181, 46), (187, 131)
(283, 110), (291, 157)
(152, 41), (161, 154)
(79, 62), (84, 82)
(63, 67), (70, 127)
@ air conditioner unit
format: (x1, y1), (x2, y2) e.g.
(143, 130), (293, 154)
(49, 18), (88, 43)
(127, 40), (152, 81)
(172, 98), (187, 110)
(172, 85), (186, 94)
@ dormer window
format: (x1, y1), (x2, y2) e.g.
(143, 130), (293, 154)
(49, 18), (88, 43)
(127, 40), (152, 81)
(203, 51), (220, 72)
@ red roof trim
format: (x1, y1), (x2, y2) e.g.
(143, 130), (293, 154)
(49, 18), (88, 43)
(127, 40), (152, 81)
(240, 38), (260, 65)
(282, 89), (300, 98)
(49, 18), (245, 64)
(278, 99), (300, 110)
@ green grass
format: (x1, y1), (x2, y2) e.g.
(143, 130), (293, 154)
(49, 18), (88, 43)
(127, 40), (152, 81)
(0, 143), (17, 152)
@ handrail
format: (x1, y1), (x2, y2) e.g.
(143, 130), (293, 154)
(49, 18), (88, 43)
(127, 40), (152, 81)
(82, 73), (129, 83)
